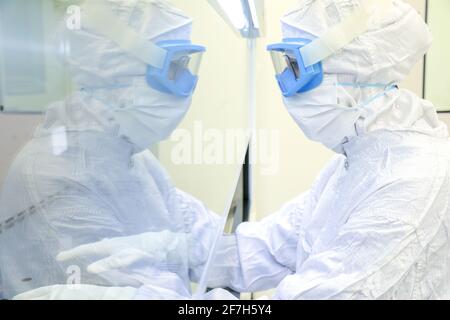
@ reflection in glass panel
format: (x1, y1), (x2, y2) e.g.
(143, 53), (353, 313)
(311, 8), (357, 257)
(0, 0), (249, 300)
(0, 0), (69, 113)
(157, 0), (250, 295)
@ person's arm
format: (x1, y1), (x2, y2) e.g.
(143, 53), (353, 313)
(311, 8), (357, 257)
(0, 186), (128, 298)
(174, 182), (316, 293)
(273, 213), (416, 300)
(207, 155), (347, 293)
(173, 189), (224, 281)
(207, 192), (312, 293)
(272, 172), (443, 300)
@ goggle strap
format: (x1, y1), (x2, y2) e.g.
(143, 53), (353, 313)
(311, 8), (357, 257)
(82, 0), (167, 69)
(299, 0), (393, 67)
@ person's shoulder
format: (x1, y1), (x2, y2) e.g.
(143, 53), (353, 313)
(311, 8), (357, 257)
(3, 136), (80, 193)
(388, 136), (450, 181)
(352, 139), (450, 221)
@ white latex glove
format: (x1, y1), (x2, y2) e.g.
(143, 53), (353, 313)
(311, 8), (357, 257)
(54, 231), (234, 300)
(57, 230), (190, 267)
(201, 288), (239, 300)
(13, 285), (238, 300)
(57, 231), (193, 288)
(13, 284), (138, 300)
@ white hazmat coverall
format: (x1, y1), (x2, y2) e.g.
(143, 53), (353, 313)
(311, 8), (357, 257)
(0, 0), (222, 299)
(12, 0), (450, 300)
(210, 0), (450, 299)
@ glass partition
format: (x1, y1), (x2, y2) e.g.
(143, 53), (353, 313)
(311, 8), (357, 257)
(0, 0), (250, 300)
(157, 0), (250, 295)
(0, 0), (70, 113)
(158, 0), (249, 216)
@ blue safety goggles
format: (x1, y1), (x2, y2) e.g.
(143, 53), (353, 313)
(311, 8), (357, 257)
(267, 38), (323, 97)
(146, 40), (206, 97)
(267, 0), (394, 97)
(79, 1), (207, 97)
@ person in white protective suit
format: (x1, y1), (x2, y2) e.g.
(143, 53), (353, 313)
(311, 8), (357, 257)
(0, 0), (227, 300)
(14, 0), (450, 300)
(222, 0), (450, 299)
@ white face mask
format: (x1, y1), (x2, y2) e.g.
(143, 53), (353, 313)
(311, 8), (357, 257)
(283, 75), (365, 153)
(110, 82), (192, 152)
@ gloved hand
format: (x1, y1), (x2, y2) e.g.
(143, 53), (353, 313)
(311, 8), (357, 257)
(13, 285), (237, 300)
(57, 231), (193, 290)
(13, 284), (138, 300)
(57, 230), (191, 268)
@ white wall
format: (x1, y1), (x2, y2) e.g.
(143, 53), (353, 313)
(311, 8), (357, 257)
(426, 0), (450, 127)
(425, 0), (450, 111)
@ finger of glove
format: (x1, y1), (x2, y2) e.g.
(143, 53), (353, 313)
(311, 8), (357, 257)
(57, 239), (114, 262)
(86, 249), (152, 274)
(13, 285), (67, 300)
